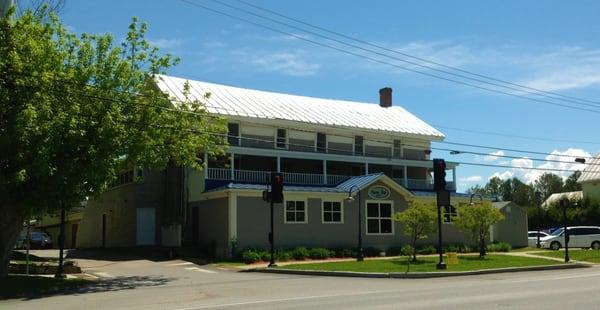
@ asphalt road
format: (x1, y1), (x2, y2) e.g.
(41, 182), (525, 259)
(3, 253), (600, 309)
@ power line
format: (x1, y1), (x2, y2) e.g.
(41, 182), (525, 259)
(177, 0), (600, 115)
(232, 0), (600, 107)
(11, 78), (591, 172)
(432, 124), (600, 146)
(436, 141), (597, 160)
(10, 70), (597, 163)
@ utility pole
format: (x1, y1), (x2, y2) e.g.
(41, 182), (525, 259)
(0, 0), (13, 17)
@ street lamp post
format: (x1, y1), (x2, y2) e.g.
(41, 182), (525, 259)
(560, 198), (570, 263)
(346, 185), (364, 262)
(534, 191), (542, 248)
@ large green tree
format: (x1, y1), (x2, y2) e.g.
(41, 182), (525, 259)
(0, 7), (226, 278)
(454, 202), (504, 258)
(534, 173), (564, 201)
(393, 200), (437, 262)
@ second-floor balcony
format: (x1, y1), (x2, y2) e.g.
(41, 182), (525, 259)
(206, 168), (456, 191)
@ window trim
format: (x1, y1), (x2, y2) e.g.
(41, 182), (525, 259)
(284, 199), (309, 224)
(365, 200), (394, 235)
(354, 135), (364, 156)
(321, 200), (344, 224)
(316, 132), (327, 153)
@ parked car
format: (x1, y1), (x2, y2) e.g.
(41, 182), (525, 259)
(527, 231), (550, 247)
(540, 226), (600, 250)
(28, 231), (53, 249)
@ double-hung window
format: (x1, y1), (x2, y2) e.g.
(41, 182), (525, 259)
(322, 201), (343, 223)
(276, 129), (287, 149)
(316, 132), (327, 153)
(443, 205), (458, 223)
(227, 123), (240, 146)
(285, 200), (307, 223)
(366, 201), (393, 234)
(354, 136), (364, 156)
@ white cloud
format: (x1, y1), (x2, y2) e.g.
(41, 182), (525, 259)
(484, 150), (505, 162)
(519, 46), (600, 91)
(148, 38), (185, 49)
(460, 175), (482, 182)
(237, 50), (320, 77)
(487, 148), (591, 184)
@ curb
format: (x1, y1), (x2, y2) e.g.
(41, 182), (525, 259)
(249, 263), (590, 279)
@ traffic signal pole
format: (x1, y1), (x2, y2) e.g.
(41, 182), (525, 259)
(433, 159), (448, 270)
(269, 199), (276, 267)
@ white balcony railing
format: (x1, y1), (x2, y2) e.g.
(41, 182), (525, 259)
(206, 168), (455, 190)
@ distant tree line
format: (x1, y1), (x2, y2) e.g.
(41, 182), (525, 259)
(466, 171), (600, 229)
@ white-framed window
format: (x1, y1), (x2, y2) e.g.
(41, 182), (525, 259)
(227, 122), (240, 146)
(443, 205), (458, 223)
(276, 128), (287, 149)
(316, 132), (327, 153)
(322, 201), (343, 224)
(285, 200), (308, 223)
(354, 135), (364, 156)
(366, 200), (394, 235)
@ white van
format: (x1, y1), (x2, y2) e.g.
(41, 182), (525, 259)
(540, 226), (600, 250)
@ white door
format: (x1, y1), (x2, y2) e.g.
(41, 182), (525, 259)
(136, 208), (155, 245)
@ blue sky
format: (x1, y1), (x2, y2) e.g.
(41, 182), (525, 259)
(59, 0), (600, 191)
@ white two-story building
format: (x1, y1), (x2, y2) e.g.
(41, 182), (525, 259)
(75, 75), (526, 256)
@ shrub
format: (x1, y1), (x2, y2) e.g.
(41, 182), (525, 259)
(400, 245), (413, 257)
(308, 248), (332, 259)
(276, 250), (292, 261)
(291, 247), (309, 260)
(417, 245), (437, 255)
(487, 242), (512, 252)
(387, 246), (404, 256)
(241, 250), (261, 264)
(259, 250), (271, 261)
(363, 247), (382, 257)
(332, 248), (356, 258)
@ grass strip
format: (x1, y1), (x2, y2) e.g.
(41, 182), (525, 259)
(279, 254), (559, 273)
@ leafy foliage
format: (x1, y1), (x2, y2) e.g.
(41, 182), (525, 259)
(0, 7), (227, 277)
(454, 202), (505, 258)
(393, 201), (437, 261)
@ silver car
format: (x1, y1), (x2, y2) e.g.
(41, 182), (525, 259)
(540, 226), (600, 250)
(528, 231), (550, 247)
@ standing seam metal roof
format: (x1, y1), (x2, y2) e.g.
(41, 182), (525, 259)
(154, 75), (445, 138)
(578, 154), (600, 183)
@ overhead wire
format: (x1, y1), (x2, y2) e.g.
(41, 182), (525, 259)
(232, 0), (600, 107)
(177, 0), (600, 114)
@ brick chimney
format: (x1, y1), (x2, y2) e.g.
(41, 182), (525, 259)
(379, 87), (392, 108)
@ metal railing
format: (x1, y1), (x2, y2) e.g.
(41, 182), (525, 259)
(206, 168), (455, 190)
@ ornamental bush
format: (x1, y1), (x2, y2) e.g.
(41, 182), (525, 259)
(308, 248), (333, 259)
(291, 247), (310, 260)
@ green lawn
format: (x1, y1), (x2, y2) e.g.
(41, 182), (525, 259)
(511, 246), (550, 253)
(0, 275), (90, 299)
(535, 249), (600, 263)
(279, 255), (559, 273)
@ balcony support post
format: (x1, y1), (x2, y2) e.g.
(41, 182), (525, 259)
(403, 166), (408, 188)
(323, 160), (327, 184)
(204, 152), (209, 179)
(365, 162), (369, 175)
(277, 156), (281, 173)
(230, 153), (235, 180)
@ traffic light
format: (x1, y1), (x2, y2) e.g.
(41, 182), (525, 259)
(433, 158), (447, 191)
(270, 172), (284, 203)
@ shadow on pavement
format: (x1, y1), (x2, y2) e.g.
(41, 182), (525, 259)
(65, 248), (173, 262)
(19, 275), (175, 300)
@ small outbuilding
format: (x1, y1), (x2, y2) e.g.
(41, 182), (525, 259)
(491, 201), (528, 248)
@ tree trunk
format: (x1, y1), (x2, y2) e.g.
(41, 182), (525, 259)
(411, 235), (417, 262)
(0, 203), (25, 279)
(479, 235), (486, 258)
